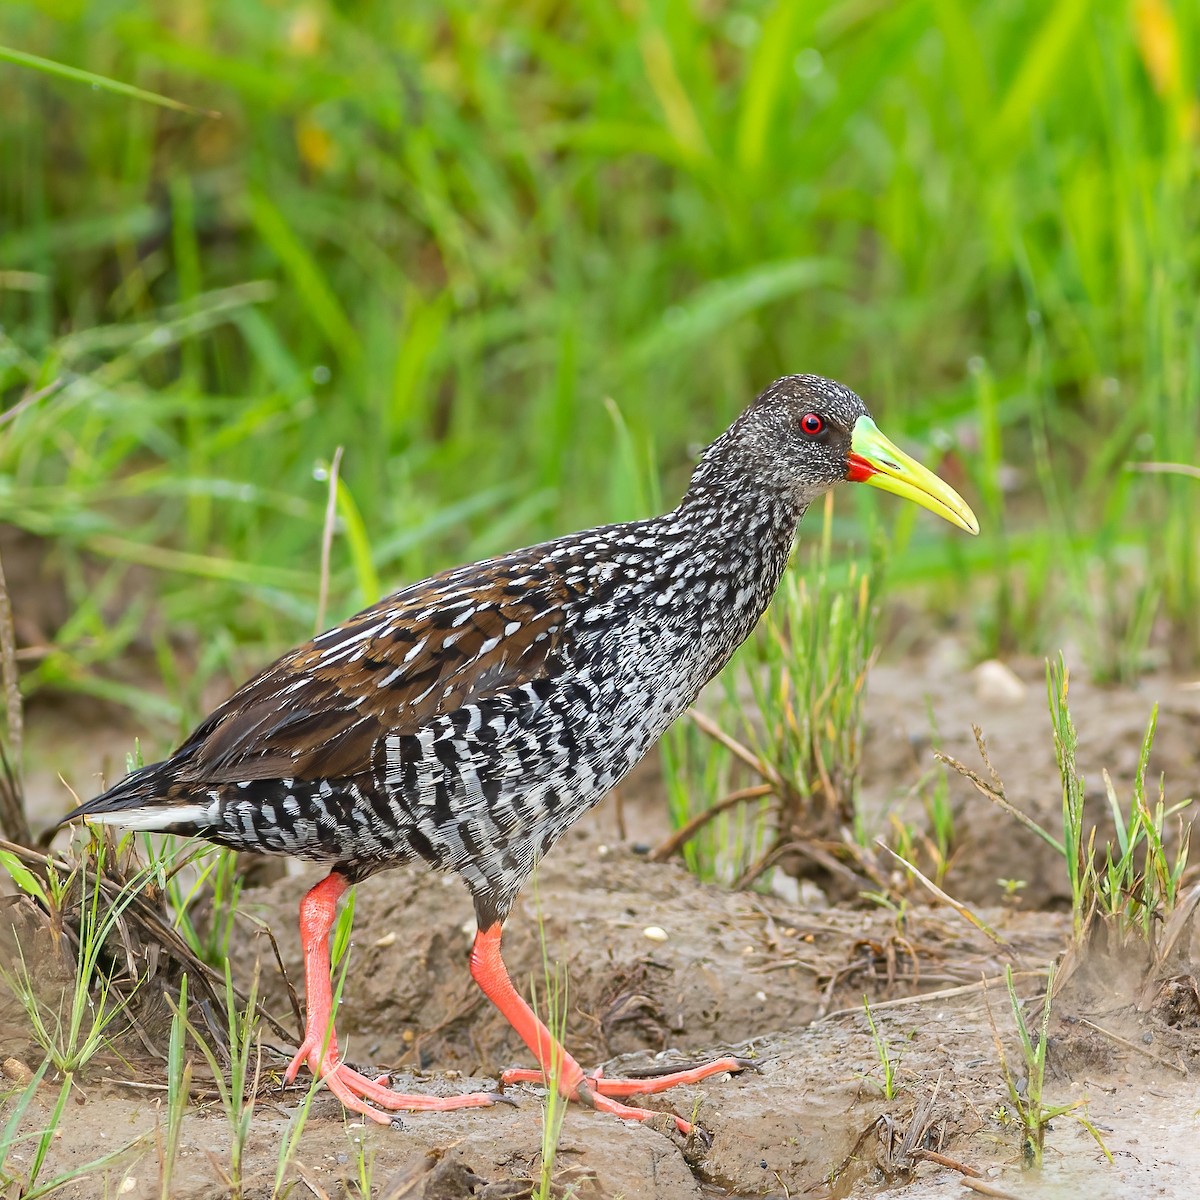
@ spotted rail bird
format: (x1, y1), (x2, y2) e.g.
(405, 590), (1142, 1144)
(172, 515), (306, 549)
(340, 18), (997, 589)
(63, 375), (977, 1131)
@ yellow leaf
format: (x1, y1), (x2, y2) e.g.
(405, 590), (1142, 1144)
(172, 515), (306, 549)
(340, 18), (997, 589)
(295, 114), (335, 172)
(1134, 0), (1181, 97)
(288, 6), (323, 56)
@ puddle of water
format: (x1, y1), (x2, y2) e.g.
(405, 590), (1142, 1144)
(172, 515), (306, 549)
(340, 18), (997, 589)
(876, 1078), (1200, 1199)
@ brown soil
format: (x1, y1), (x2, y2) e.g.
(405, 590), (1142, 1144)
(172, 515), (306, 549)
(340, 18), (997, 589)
(3, 651), (1200, 1198)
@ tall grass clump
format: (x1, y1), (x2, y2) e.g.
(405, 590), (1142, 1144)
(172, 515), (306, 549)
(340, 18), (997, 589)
(0, 835), (152, 1078)
(939, 653), (1192, 947)
(1045, 655), (1191, 944)
(987, 964), (1110, 1170)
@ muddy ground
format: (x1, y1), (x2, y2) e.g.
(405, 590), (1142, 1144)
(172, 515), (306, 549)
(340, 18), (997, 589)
(3, 651), (1200, 1198)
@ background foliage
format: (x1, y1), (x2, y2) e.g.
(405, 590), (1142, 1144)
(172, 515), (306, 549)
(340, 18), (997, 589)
(1, 0), (1197, 737)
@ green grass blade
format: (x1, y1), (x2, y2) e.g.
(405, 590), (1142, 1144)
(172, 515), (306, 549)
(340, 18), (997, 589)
(0, 44), (219, 116)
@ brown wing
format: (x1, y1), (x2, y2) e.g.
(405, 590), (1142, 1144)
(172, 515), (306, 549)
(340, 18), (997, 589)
(176, 552), (583, 784)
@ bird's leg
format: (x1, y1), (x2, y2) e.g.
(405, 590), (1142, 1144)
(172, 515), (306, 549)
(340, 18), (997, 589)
(285, 871), (497, 1124)
(471, 924), (746, 1133)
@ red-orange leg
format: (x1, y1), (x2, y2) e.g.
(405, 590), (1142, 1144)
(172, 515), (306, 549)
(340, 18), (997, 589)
(469, 924), (750, 1133)
(286, 872), (498, 1124)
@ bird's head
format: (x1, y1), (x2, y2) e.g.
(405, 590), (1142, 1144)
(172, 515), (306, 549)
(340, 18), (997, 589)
(713, 374), (978, 534)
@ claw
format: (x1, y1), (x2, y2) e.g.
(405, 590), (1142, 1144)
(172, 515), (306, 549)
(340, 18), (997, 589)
(731, 1055), (763, 1073)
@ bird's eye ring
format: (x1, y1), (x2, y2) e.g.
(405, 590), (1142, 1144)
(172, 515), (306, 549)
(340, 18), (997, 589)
(800, 412), (824, 436)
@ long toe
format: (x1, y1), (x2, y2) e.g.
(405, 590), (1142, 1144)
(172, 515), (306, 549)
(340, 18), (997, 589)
(586, 1054), (750, 1097)
(320, 1070), (401, 1126)
(284, 1043), (317, 1085)
(500, 1066), (550, 1086)
(326, 1063), (500, 1113)
(585, 1089), (693, 1135)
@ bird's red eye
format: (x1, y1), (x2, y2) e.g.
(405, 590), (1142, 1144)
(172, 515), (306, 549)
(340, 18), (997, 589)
(800, 412), (824, 436)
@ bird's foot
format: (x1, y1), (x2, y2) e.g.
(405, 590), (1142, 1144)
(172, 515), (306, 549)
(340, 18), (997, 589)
(500, 1054), (752, 1134)
(284, 1040), (500, 1125)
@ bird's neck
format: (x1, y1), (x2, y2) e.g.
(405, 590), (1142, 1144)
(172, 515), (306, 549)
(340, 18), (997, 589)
(676, 436), (806, 565)
(660, 449), (806, 675)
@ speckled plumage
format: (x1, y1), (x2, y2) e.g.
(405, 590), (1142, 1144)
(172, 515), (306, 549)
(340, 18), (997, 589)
(63, 374), (976, 1129)
(70, 375), (859, 927)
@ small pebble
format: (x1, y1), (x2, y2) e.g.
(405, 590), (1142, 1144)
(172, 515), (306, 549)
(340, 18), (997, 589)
(972, 658), (1026, 704)
(373, 931), (397, 948)
(769, 873), (801, 905)
(643, 925), (669, 942)
(118, 1178), (137, 1195)
(2, 1058), (33, 1085)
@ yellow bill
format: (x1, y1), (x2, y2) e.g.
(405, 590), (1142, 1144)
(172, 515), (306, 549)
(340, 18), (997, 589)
(847, 416), (979, 535)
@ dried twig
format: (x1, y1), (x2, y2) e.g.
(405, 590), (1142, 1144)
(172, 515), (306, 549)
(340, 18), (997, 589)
(293, 1161), (336, 1199)
(686, 707), (785, 791)
(734, 836), (874, 893)
(878, 844), (1008, 945)
(912, 1148), (981, 1177)
(1077, 1017), (1188, 1076)
(243, 912), (304, 1036)
(895, 1081), (942, 1166)
(877, 842), (1008, 946)
(960, 1179), (1029, 1200)
(1147, 881), (1200, 984)
(648, 784), (773, 862)
(0, 377), (64, 431)
(815, 969), (1050, 1023)
(1128, 460), (1200, 480)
